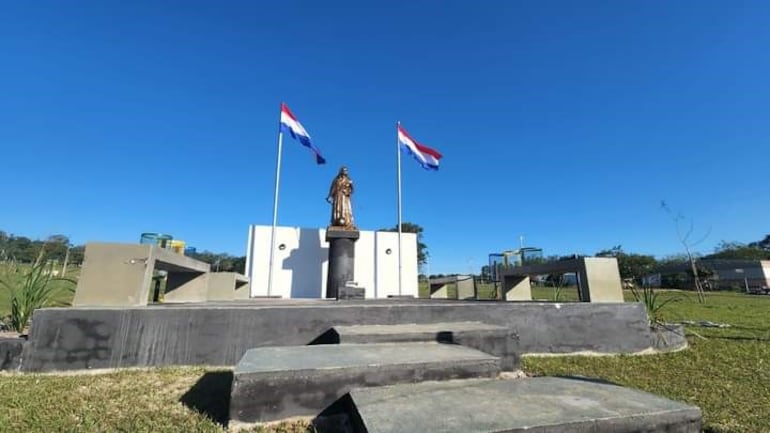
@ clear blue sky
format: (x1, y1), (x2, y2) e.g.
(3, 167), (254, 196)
(2, 1), (768, 274)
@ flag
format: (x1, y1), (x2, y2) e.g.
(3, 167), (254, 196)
(397, 124), (442, 170)
(280, 103), (326, 164)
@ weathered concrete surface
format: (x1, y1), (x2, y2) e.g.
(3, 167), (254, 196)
(329, 322), (520, 370)
(73, 243), (210, 307)
(650, 324), (688, 352)
(229, 343), (499, 423)
(0, 338), (25, 370)
(206, 272), (250, 301)
(23, 300), (652, 372)
(499, 257), (623, 302)
(348, 377), (702, 433)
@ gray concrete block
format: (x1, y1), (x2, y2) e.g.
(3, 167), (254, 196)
(0, 338), (25, 370)
(338, 285), (365, 300)
(329, 322), (520, 370)
(229, 342), (500, 424)
(349, 377), (702, 433)
(21, 301), (653, 372)
(206, 272), (250, 301)
(650, 324), (688, 352)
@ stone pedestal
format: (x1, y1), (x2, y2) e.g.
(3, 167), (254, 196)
(325, 229), (360, 299)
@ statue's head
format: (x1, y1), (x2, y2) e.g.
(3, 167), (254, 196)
(339, 166), (348, 176)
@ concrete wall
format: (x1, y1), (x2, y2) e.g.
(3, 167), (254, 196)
(580, 257), (624, 302)
(245, 226), (418, 299)
(22, 301), (653, 372)
(764, 261), (770, 287)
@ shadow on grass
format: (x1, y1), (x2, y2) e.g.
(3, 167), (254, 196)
(705, 335), (770, 342)
(703, 427), (741, 433)
(180, 371), (233, 427)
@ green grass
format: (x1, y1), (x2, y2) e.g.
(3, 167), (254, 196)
(0, 289), (767, 431)
(525, 291), (770, 433)
(0, 263), (77, 324)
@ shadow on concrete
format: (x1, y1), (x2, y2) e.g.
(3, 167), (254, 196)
(307, 328), (340, 345)
(314, 393), (359, 433)
(180, 371), (233, 427)
(551, 375), (622, 387)
(284, 228), (328, 299)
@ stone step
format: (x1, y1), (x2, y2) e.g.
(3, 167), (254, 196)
(324, 321), (519, 370)
(348, 376), (702, 433)
(229, 342), (501, 425)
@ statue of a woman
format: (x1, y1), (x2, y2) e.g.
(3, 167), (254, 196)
(326, 166), (356, 229)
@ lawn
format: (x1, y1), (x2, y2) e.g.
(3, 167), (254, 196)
(0, 291), (767, 432)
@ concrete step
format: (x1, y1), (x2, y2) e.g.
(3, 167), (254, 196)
(348, 377), (702, 433)
(229, 342), (500, 425)
(323, 321), (519, 370)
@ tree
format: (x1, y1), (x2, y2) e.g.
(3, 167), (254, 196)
(705, 241), (770, 261)
(379, 222), (428, 265)
(480, 265), (491, 280)
(749, 235), (770, 251)
(186, 250), (246, 273)
(660, 201), (709, 303)
(595, 246), (658, 281)
(44, 235), (71, 262)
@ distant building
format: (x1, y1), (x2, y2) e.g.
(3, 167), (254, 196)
(649, 259), (770, 290)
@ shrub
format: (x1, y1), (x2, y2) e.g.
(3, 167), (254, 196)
(0, 249), (75, 332)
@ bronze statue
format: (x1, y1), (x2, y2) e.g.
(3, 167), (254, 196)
(326, 166), (356, 229)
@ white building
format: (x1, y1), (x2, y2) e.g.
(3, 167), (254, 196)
(245, 225), (418, 299)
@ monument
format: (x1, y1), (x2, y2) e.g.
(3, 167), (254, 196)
(325, 166), (362, 299)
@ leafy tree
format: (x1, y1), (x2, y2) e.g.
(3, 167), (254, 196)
(379, 222), (428, 265)
(44, 235), (71, 262)
(705, 241), (770, 260)
(595, 245), (658, 281)
(187, 251), (246, 273)
(480, 265), (491, 280)
(749, 234), (770, 251)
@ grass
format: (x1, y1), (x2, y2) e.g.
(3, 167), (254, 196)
(0, 288), (767, 431)
(0, 263), (77, 328)
(525, 291), (770, 433)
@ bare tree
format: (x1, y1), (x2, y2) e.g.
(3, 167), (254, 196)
(660, 201), (710, 303)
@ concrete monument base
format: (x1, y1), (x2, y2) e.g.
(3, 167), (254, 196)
(325, 229), (360, 299)
(348, 377), (702, 433)
(18, 300), (680, 372)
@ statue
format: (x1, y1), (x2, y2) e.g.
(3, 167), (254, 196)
(326, 166), (356, 230)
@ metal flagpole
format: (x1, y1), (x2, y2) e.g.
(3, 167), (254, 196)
(267, 107), (285, 297)
(396, 121), (403, 296)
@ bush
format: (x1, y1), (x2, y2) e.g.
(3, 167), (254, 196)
(0, 250), (75, 332)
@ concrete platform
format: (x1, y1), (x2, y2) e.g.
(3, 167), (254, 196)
(327, 321), (519, 370)
(22, 300), (655, 372)
(348, 377), (702, 433)
(229, 342), (500, 424)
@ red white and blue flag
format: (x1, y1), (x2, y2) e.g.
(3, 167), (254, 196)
(397, 124), (442, 170)
(280, 103), (326, 165)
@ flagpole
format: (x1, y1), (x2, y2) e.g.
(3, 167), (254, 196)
(396, 121), (403, 297)
(268, 107), (285, 298)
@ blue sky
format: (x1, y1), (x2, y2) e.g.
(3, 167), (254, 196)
(2, 1), (768, 274)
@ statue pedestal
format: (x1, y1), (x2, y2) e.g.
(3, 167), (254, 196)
(325, 229), (360, 299)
